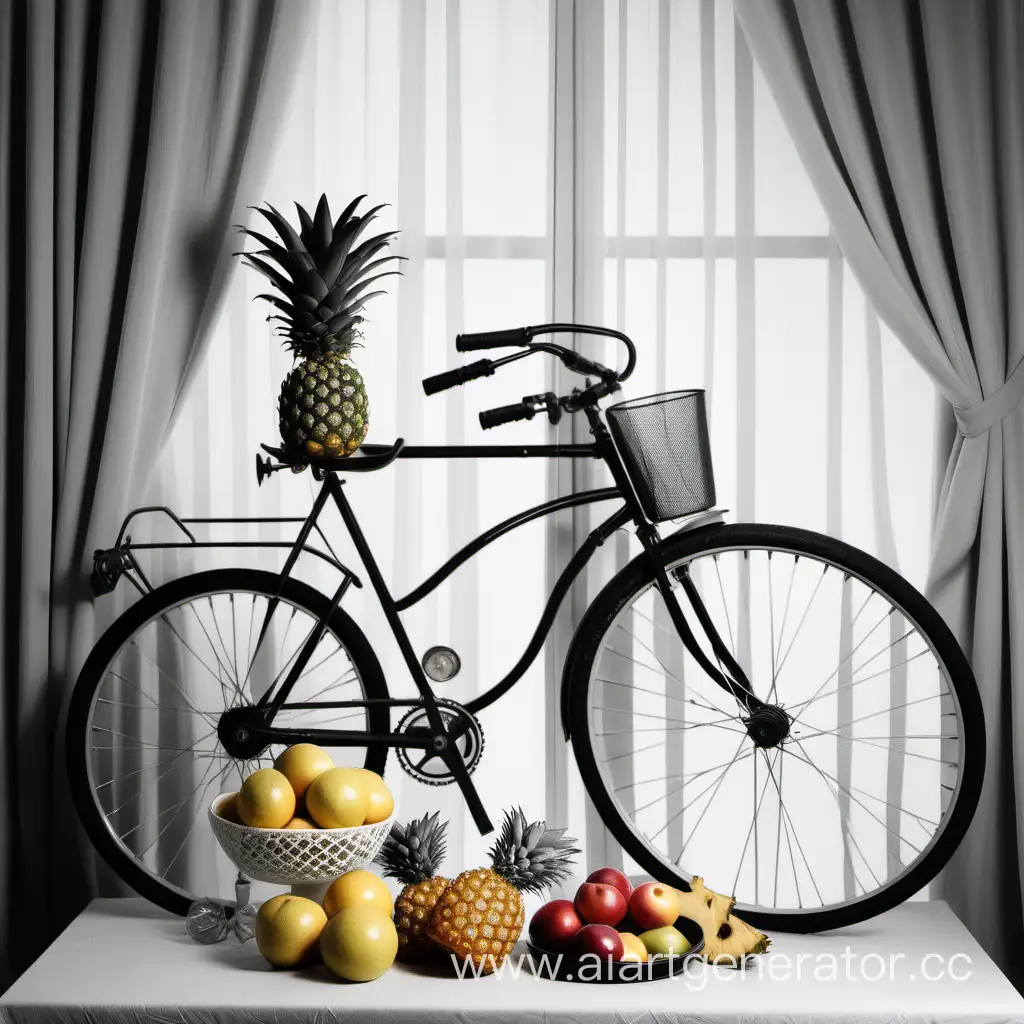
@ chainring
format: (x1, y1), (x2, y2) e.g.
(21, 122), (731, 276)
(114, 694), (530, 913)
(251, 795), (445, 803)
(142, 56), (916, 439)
(395, 698), (484, 786)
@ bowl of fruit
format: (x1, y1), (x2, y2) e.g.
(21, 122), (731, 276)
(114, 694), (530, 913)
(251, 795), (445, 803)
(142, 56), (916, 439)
(527, 868), (771, 981)
(209, 743), (394, 889)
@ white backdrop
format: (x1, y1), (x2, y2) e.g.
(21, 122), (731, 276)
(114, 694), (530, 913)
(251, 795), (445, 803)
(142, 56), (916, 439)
(141, 0), (938, 904)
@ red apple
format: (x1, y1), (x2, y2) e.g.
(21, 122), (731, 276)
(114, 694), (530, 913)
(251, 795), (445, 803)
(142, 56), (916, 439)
(586, 866), (633, 902)
(628, 881), (681, 930)
(528, 899), (583, 951)
(570, 923), (624, 961)
(574, 881), (628, 927)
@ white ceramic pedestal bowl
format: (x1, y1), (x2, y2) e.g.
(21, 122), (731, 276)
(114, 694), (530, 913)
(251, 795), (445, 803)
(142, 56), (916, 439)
(209, 793), (393, 902)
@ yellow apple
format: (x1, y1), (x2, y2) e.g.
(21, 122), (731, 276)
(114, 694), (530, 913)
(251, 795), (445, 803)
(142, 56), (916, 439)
(320, 906), (398, 982)
(274, 743), (335, 799)
(305, 767), (368, 828)
(323, 869), (392, 918)
(356, 769), (394, 824)
(237, 768), (295, 828)
(255, 894), (327, 967)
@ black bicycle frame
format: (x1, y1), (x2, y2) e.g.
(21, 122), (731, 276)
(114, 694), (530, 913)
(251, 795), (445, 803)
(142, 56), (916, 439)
(251, 430), (760, 726)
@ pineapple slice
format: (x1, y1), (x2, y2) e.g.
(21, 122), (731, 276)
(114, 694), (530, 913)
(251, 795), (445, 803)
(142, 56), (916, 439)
(676, 876), (770, 965)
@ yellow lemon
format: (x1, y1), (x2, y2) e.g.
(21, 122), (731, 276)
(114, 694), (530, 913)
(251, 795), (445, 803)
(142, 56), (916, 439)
(323, 869), (392, 918)
(237, 768), (295, 828)
(255, 894), (327, 967)
(217, 792), (241, 823)
(305, 767), (369, 828)
(273, 743), (335, 799)
(320, 906), (398, 982)
(356, 769), (394, 825)
(283, 817), (316, 830)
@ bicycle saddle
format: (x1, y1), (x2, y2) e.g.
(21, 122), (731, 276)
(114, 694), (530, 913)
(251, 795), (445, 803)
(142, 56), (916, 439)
(258, 438), (405, 482)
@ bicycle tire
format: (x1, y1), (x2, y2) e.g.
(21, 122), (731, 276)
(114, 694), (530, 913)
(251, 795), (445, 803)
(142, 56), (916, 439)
(67, 568), (390, 917)
(565, 523), (985, 932)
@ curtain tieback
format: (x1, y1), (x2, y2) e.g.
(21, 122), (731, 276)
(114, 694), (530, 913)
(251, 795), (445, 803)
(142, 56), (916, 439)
(954, 354), (1024, 436)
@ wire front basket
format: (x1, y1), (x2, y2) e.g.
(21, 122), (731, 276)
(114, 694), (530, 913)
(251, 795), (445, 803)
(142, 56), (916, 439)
(605, 390), (716, 523)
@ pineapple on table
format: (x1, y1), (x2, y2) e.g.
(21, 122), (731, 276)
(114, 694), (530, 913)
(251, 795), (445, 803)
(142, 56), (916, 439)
(427, 807), (579, 975)
(376, 811), (451, 962)
(676, 876), (771, 964)
(237, 193), (401, 459)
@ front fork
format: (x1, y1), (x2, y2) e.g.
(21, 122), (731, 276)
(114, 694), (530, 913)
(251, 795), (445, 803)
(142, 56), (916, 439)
(635, 522), (765, 716)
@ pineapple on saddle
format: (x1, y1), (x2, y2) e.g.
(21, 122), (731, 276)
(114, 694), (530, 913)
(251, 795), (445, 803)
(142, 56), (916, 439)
(237, 194), (401, 460)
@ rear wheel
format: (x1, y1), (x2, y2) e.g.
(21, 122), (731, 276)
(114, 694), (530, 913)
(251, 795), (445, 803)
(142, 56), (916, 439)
(567, 523), (984, 931)
(67, 569), (389, 917)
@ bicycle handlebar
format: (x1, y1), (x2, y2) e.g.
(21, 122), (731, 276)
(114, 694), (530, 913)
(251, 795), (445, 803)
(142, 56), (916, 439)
(422, 359), (495, 395)
(454, 323), (637, 382)
(456, 328), (531, 351)
(479, 402), (536, 430)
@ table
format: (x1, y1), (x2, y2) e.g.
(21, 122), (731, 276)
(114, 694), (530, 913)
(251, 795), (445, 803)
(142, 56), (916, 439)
(2, 898), (1022, 1024)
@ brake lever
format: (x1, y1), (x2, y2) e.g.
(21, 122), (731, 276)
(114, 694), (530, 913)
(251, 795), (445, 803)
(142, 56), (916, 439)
(523, 392), (563, 425)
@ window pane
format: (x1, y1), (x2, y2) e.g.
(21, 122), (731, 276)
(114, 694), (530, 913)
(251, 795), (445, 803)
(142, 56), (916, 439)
(459, 0), (549, 235)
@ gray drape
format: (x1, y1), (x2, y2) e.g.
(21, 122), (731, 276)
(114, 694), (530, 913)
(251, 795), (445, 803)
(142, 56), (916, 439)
(735, 0), (1024, 985)
(0, 0), (308, 990)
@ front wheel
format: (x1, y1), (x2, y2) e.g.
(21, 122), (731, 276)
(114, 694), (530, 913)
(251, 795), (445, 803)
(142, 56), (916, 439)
(566, 523), (984, 932)
(67, 569), (390, 917)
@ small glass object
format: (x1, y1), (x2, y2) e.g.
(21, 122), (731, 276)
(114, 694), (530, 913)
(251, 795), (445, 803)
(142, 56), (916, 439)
(421, 645), (461, 682)
(232, 875), (258, 944)
(185, 898), (229, 944)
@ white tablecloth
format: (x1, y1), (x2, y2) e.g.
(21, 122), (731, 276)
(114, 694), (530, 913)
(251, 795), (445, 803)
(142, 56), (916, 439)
(1, 898), (1021, 1024)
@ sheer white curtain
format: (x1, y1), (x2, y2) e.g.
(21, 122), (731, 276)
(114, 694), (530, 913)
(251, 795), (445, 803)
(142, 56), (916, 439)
(144, 0), (936, 900)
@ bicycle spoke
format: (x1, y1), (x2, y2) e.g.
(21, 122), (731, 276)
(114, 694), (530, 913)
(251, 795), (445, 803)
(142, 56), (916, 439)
(785, 605), (893, 722)
(782, 740), (939, 828)
(774, 563), (828, 681)
(672, 735), (748, 858)
(96, 696), (215, 717)
(163, 758), (235, 876)
(122, 754), (222, 845)
(208, 596), (243, 701)
(614, 750), (759, 791)
(597, 675), (720, 714)
(767, 553), (778, 703)
(597, 721), (747, 736)
(731, 748), (777, 897)
(626, 605), (741, 717)
(787, 647), (933, 715)
(784, 741), (921, 859)
(773, 556), (797, 675)
(711, 555), (738, 661)
(601, 738), (668, 763)
(630, 749), (757, 814)
(593, 705), (736, 728)
(796, 691), (948, 740)
(111, 660), (217, 730)
(793, 730), (957, 767)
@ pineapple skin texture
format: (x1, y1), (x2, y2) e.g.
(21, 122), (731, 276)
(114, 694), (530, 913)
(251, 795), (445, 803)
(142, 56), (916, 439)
(427, 868), (525, 974)
(279, 352), (368, 458)
(394, 876), (450, 961)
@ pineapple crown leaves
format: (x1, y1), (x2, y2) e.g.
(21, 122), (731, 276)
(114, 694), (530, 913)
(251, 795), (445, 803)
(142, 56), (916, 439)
(488, 807), (580, 895)
(375, 810), (449, 885)
(235, 193), (404, 358)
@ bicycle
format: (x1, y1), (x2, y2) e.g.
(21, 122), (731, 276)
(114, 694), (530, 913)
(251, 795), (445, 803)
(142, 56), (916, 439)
(68, 323), (985, 932)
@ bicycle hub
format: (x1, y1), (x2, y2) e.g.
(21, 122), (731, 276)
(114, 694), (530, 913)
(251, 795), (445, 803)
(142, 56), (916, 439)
(218, 706), (271, 760)
(743, 704), (791, 748)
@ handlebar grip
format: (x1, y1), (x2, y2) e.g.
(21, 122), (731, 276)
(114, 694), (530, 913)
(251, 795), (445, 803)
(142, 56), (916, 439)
(479, 402), (536, 430)
(422, 359), (495, 396)
(456, 328), (530, 352)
